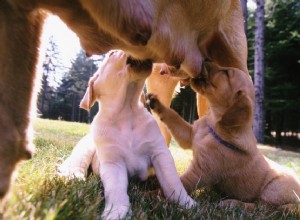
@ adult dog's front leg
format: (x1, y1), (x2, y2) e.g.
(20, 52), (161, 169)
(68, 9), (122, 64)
(147, 93), (193, 149)
(100, 161), (131, 220)
(0, 2), (45, 199)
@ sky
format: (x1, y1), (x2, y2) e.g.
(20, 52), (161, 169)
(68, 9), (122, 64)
(41, 15), (81, 68)
(40, 16), (82, 88)
(248, 0), (257, 9)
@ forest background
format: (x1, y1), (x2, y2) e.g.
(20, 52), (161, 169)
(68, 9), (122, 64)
(37, 0), (300, 150)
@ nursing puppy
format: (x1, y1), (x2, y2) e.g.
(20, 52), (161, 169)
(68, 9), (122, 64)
(59, 50), (195, 219)
(147, 61), (300, 210)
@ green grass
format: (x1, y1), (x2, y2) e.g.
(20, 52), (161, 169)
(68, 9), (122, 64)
(1, 118), (300, 219)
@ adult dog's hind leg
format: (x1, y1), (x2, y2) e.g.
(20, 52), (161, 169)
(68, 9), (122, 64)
(147, 93), (193, 149)
(146, 68), (179, 146)
(0, 2), (45, 199)
(197, 93), (209, 118)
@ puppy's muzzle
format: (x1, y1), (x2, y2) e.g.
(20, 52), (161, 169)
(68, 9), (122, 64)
(126, 56), (153, 72)
(191, 76), (208, 93)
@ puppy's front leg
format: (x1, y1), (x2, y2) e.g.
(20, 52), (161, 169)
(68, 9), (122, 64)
(101, 161), (131, 220)
(58, 134), (96, 179)
(147, 93), (193, 149)
(151, 148), (196, 208)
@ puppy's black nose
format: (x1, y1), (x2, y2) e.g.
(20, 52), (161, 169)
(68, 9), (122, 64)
(127, 57), (153, 72)
(192, 76), (206, 85)
(133, 30), (152, 46)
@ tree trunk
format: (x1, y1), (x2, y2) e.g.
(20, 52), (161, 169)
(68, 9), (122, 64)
(254, 0), (265, 143)
(71, 94), (77, 122)
(240, 0), (248, 34)
(40, 74), (47, 116)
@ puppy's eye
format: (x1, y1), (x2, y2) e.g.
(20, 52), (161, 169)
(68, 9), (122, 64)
(222, 70), (229, 77)
(108, 51), (115, 57)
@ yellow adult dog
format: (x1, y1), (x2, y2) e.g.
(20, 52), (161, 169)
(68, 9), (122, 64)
(0, 0), (247, 200)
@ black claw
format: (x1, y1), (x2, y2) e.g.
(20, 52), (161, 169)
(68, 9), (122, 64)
(145, 94), (156, 110)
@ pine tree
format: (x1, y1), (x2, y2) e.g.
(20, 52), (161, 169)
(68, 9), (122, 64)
(37, 35), (64, 118)
(54, 50), (101, 122)
(264, 0), (300, 147)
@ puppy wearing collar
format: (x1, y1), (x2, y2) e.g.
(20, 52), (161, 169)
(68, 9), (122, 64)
(58, 50), (195, 219)
(147, 61), (300, 211)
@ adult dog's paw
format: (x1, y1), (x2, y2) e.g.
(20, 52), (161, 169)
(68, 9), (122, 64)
(146, 93), (163, 114)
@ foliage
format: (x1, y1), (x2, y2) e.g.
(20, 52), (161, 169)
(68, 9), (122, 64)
(247, 0), (300, 147)
(37, 35), (65, 118)
(1, 119), (300, 219)
(264, 0), (300, 145)
(171, 85), (198, 123)
(52, 50), (101, 122)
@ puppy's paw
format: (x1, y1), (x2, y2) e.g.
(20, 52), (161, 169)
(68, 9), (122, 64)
(102, 205), (131, 220)
(146, 93), (163, 114)
(184, 196), (198, 209)
(56, 161), (86, 180)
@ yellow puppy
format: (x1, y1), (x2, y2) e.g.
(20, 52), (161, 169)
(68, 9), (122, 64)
(147, 61), (300, 210)
(58, 50), (195, 219)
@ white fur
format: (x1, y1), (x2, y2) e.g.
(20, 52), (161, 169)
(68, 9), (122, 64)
(58, 50), (195, 219)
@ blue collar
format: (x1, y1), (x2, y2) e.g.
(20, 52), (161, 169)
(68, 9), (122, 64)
(207, 124), (244, 154)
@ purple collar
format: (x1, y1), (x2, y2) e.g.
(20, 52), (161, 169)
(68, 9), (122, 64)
(207, 124), (244, 154)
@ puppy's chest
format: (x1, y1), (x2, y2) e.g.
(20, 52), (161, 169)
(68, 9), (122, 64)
(95, 112), (157, 179)
(117, 112), (153, 135)
(124, 149), (152, 179)
(121, 127), (159, 180)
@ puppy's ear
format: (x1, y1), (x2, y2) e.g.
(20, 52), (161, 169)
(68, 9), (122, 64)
(201, 61), (223, 77)
(80, 74), (98, 111)
(200, 61), (210, 77)
(220, 91), (252, 128)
